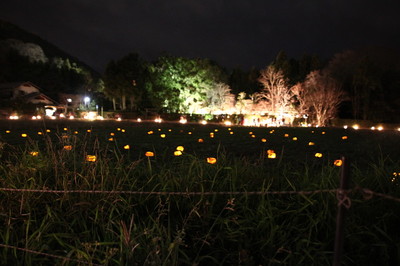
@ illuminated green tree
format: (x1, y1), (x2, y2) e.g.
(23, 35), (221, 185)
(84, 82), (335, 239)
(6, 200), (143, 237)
(148, 55), (227, 112)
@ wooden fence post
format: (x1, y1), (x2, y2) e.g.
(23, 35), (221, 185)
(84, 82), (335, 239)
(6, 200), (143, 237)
(333, 156), (351, 266)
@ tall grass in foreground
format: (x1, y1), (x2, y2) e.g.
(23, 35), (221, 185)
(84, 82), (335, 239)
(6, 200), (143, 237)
(0, 133), (400, 265)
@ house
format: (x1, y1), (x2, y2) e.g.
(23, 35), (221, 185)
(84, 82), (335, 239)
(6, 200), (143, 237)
(0, 81), (58, 105)
(0, 81), (62, 117)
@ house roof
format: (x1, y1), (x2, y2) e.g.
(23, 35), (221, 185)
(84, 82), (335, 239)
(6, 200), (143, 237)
(0, 81), (59, 105)
(0, 81), (40, 90)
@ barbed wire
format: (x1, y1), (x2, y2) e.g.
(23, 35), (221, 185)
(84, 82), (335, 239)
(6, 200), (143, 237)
(0, 187), (339, 196)
(0, 243), (102, 266)
(1, 187), (400, 202)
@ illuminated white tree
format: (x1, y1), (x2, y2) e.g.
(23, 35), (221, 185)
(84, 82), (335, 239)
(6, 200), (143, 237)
(257, 65), (292, 116)
(293, 70), (346, 126)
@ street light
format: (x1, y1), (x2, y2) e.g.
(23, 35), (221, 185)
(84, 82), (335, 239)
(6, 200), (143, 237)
(84, 96), (90, 105)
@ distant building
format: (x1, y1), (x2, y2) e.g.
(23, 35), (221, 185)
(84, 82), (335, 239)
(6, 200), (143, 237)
(0, 81), (58, 105)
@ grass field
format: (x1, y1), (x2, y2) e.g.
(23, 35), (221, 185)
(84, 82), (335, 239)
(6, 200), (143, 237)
(1, 119), (400, 265)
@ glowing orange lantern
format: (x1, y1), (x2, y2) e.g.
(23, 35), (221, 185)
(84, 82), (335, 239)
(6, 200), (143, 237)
(74, 131), (79, 134)
(63, 145), (72, 151)
(108, 138), (114, 141)
(37, 131), (43, 135)
(176, 146), (184, 152)
(308, 142), (315, 146)
(315, 153), (323, 158)
(292, 137), (298, 141)
(87, 129), (91, 133)
(21, 133), (27, 138)
(334, 159), (343, 167)
(86, 155), (97, 162)
(29, 151), (39, 156)
(110, 132), (115, 136)
(230, 131), (234, 135)
(284, 134), (289, 137)
(174, 150), (183, 156)
(207, 157), (217, 164)
(6, 130), (10, 134)
(145, 151), (154, 157)
(267, 150), (276, 159)
(46, 129), (51, 133)
(198, 138), (204, 143)
(261, 138), (267, 143)
(124, 145), (130, 150)
(342, 136), (348, 140)
(148, 131), (154, 135)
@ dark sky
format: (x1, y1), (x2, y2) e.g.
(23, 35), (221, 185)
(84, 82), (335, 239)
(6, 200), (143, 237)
(1, 0), (399, 72)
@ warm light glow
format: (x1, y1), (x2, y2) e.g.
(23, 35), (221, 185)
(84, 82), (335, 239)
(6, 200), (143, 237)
(308, 142), (315, 146)
(342, 136), (348, 140)
(6, 130), (10, 134)
(284, 134), (289, 137)
(201, 120), (207, 125)
(160, 134), (166, 138)
(9, 115), (19, 120)
(315, 153), (323, 158)
(148, 131), (154, 135)
(230, 131), (234, 135)
(83, 111), (97, 120)
(292, 137), (298, 141)
(154, 118), (162, 123)
(174, 150), (183, 156)
(29, 151), (39, 156)
(176, 146), (184, 152)
(343, 125), (348, 129)
(334, 159), (343, 167)
(108, 138), (114, 141)
(179, 117), (187, 124)
(352, 124), (359, 130)
(117, 117), (122, 121)
(124, 145), (130, 150)
(63, 145), (72, 151)
(69, 115), (75, 119)
(261, 138), (267, 142)
(377, 126), (383, 131)
(224, 121), (232, 126)
(121, 129), (126, 133)
(198, 138), (204, 143)
(46, 129), (51, 133)
(110, 132), (115, 136)
(267, 150), (276, 159)
(371, 126), (376, 130)
(137, 118), (142, 122)
(21, 133), (27, 138)
(86, 155), (97, 162)
(210, 132), (214, 138)
(87, 129), (91, 133)
(145, 151), (154, 157)
(207, 157), (217, 164)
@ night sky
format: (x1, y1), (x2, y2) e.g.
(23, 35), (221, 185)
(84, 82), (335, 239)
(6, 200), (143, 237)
(1, 0), (399, 72)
